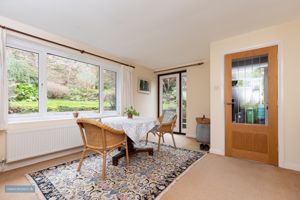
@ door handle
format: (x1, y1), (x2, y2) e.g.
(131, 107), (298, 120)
(225, 102), (235, 105)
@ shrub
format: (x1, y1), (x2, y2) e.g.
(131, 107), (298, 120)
(7, 57), (38, 84)
(15, 82), (38, 101)
(68, 88), (98, 101)
(47, 82), (69, 99)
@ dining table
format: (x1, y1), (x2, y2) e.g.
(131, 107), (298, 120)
(101, 116), (157, 166)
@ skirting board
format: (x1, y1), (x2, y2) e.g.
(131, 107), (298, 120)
(209, 148), (300, 172)
(209, 148), (224, 155)
(185, 135), (196, 139)
(280, 162), (300, 172)
(2, 147), (83, 172)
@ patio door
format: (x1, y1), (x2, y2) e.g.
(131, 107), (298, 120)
(181, 73), (187, 133)
(159, 71), (187, 134)
(224, 46), (278, 165)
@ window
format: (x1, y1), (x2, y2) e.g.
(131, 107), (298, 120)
(6, 36), (120, 119)
(103, 70), (117, 111)
(7, 47), (39, 114)
(47, 54), (99, 112)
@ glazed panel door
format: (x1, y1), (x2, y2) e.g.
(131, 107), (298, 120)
(159, 74), (180, 133)
(181, 73), (187, 134)
(224, 46), (278, 165)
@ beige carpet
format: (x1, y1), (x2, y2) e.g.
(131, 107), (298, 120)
(160, 153), (300, 200)
(1, 134), (300, 200)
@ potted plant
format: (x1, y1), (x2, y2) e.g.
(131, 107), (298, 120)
(73, 111), (79, 118)
(124, 106), (139, 119)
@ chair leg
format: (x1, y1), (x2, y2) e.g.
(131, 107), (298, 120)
(77, 149), (86, 172)
(171, 133), (177, 149)
(125, 142), (129, 165)
(145, 132), (149, 145)
(157, 134), (161, 151)
(102, 152), (106, 180)
(162, 134), (165, 143)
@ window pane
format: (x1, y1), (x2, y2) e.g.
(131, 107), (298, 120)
(181, 74), (187, 130)
(103, 70), (117, 111)
(162, 77), (177, 113)
(47, 54), (99, 112)
(7, 47), (39, 114)
(232, 55), (268, 125)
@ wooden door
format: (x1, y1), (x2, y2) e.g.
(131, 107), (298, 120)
(225, 46), (278, 165)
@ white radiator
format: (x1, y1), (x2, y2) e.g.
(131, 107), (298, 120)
(6, 125), (82, 162)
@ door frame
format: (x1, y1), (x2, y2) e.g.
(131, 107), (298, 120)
(224, 44), (280, 166)
(158, 70), (186, 135)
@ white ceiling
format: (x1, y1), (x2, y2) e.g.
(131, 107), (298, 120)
(0, 0), (300, 69)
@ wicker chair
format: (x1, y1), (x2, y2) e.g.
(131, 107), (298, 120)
(145, 112), (177, 151)
(76, 118), (129, 180)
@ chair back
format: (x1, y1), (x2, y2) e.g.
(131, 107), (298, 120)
(158, 112), (177, 132)
(77, 118), (126, 150)
(162, 111), (176, 124)
(170, 114), (177, 131)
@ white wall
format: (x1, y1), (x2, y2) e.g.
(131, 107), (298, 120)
(133, 66), (157, 118)
(156, 64), (211, 137)
(210, 19), (300, 171)
(186, 63), (210, 138)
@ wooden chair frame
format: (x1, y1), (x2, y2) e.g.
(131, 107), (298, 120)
(76, 118), (129, 180)
(145, 115), (177, 151)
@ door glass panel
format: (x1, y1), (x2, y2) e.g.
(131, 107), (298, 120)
(181, 74), (187, 132)
(162, 77), (177, 114)
(232, 55), (268, 125)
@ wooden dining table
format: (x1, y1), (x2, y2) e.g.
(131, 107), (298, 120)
(101, 116), (157, 166)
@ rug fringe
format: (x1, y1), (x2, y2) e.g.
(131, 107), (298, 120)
(25, 174), (47, 200)
(155, 153), (208, 200)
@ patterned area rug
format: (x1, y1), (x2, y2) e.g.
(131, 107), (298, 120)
(27, 142), (205, 200)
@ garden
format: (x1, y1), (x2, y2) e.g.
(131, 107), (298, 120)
(7, 47), (116, 114)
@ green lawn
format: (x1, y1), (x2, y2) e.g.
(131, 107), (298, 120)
(9, 99), (100, 113)
(162, 102), (177, 110)
(48, 99), (99, 112)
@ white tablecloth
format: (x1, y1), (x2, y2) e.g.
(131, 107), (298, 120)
(101, 117), (156, 143)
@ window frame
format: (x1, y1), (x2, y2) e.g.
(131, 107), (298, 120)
(6, 35), (121, 122)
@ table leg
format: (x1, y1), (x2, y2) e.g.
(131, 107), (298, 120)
(112, 137), (153, 166)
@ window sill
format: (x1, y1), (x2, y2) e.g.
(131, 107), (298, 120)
(8, 112), (120, 125)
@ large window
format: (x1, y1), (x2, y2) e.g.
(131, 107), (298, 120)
(47, 54), (99, 112)
(6, 37), (120, 118)
(7, 47), (39, 114)
(103, 70), (117, 111)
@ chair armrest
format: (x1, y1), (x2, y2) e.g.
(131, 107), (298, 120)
(158, 122), (174, 132)
(160, 121), (173, 127)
